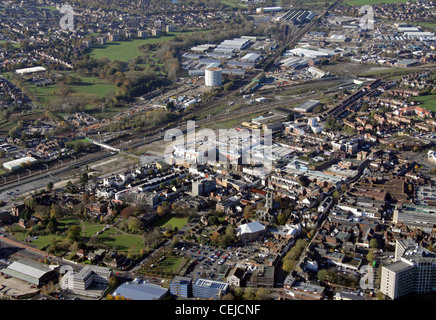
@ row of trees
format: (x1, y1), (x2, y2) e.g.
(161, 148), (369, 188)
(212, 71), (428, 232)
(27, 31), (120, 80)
(281, 238), (308, 273)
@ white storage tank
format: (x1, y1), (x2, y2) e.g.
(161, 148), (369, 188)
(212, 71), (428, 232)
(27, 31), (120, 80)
(205, 67), (222, 87)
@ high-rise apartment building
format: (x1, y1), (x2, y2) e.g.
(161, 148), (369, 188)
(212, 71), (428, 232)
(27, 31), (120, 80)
(380, 239), (436, 299)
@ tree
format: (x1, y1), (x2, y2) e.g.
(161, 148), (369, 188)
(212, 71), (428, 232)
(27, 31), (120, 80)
(317, 269), (328, 282)
(277, 212), (287, 225)
(210, 232), (221, 245)
(242, 287), (257, 300)
(127, 217), (143, 232)
(121, 206), (135, 219)
(67, 225), (81, 241)
(46, 220), (57, 233)
(19, 209), (31, 221)
(255, 288), (271, 300)
(80, 172), (89, 187)
(108, 276), (119, 288)
(366, 248), (375, 262)
(225, 225), (235, 238)
(243, 204), (255, 220)
(24, 198), (37, 212)
(171, 236), (180, 248)
(207, 215), (219, 226)
(282, 259), (295, 273)
(46, 181), (54, 192)
(157, 204), (170, 216)
(369, 238), (378, 249)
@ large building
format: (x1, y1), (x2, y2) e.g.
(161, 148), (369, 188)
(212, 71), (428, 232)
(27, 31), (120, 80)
(236, 221), (267, 242)
(1, 258), (56, 287)
(60, 265), (112, 298)
(280, 9), (316, 25)
(3, 156), (37, 171)
(192, 178), (216, 196)
(393, 204), (436, 231)
(284, 275), (325, 300)
(255, 7), (283, 14)
(15, 66), (46, 75)
(113, 280), (168, 300)
(380, 239), (436, 300)
(205, 67), (223, 87)
(170, 276), (193, 298)
(294, 100), (320, 113)
(192, 278), (229, 300)
(247, 265), (275, 288)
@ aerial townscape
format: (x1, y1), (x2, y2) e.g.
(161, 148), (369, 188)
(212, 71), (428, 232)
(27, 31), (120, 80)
(0, 0), (436, 306)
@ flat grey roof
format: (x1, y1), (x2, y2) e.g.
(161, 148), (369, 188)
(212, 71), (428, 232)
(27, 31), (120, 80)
(113, 282), (168, 300)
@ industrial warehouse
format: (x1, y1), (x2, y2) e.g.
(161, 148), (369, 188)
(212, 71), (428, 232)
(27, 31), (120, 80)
(1, 258), (56, 286)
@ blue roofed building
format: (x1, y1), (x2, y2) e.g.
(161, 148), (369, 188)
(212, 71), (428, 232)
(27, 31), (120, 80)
(192, 278), (229, 300)
(112, 280), (168, 300)
(170, 276), (192, 298)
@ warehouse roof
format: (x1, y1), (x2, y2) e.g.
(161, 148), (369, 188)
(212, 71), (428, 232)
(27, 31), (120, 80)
(2, 258), (53, 285)
(15, 66), (46, 74)
(3, 156), (37, 170)
(113, 281), (168, 300)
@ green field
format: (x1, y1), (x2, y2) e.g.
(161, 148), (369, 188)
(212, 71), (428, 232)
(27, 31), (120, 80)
(158, 256), (185, 273)
(83, 224), (104, 237)
(89, 33), (191, 62)
(0, 40), (20, 48)
(71, 75), (117, 97)
(38, 5), (57, 12)
(97, 228), (144, 254)
(22, 73), (119, 116)
(344, 0), (417, 5)
(413, 94), (436, 113)
(152, 216), (188, 230)
(220, 0), (248, 8)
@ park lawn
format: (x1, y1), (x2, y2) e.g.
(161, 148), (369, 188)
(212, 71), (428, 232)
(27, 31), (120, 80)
(72, 75), (117, 97)
(220, 0), (248, 8)
(23, 73), (117, 108)
(413, 94), (436, 113)
(152, 216), (188, 230)
(0, 119), (16, 135)
(31, 235), (64, 250)
(97, 228), (144, 253)
(84, 225), (104, 237)
(57, 217), (80, 233)
(29, 234), (65, 251)
(158, 256), (185, 273)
